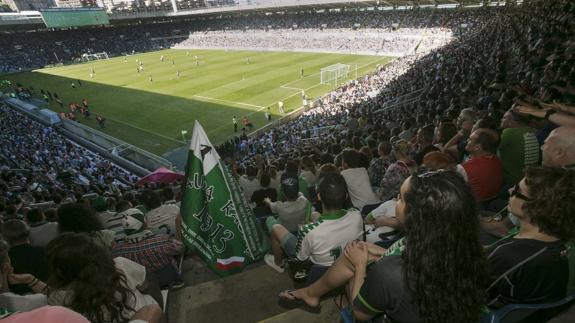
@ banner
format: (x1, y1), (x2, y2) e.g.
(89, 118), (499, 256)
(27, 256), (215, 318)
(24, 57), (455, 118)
(180, 121), (266, 276)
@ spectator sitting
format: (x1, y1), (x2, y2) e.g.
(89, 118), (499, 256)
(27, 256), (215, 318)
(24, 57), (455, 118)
(264, 175), (310, 234)
(541, 127), (575, 168)
(238, 165), (261, 201)
(251, 173), (278, 208)
(340, 149), (380, 210)
(105, 199), (133, 244)
(368, 142), (392, 188)
(278, 171), (488, 322)
(486, 167), (575, 308)
(498, 109), (540, 186)
(1, 220), (48, 295)
(264, 173), (363, 272)
(462, 128), (503, 202)
(444, 108), (477, 162)
(378, 140), (416, 202)
(413, 124), (440, 166)
(0, 239), (47, 313)
(25, 208), (58, 248)
(1, 305), (164, 323)
(112, 208), (184, 288)
(93, 196), (116, 225)
(57, 203), (116, 249)
(160, 187), (179, 206)
(141, 190), (179, 238)
(280, 160), (309, 199)
(45, 233), (159, 322)
(480, 126), (575, 240)
(434, 120), (457, 150)
(300, 156), (318, 188)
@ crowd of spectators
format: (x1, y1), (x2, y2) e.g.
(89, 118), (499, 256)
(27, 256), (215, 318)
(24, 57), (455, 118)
(222, 0), (575, 321)
(0, 104), (137, 189)
(1, 1), (575, 322)
(1, 6), (484, 73)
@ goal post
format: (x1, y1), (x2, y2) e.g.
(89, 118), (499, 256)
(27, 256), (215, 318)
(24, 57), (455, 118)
(81, 52), (109, 62)
(320, 63), (351, 85)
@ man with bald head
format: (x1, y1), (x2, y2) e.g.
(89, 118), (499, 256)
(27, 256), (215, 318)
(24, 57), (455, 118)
(462, 128), (503, 202)
(541, 126), (575, 167)
(480, 126), (575, 239)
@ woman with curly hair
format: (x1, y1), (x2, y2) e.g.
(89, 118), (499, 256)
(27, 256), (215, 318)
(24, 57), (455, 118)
(279, 171), (488, 323)
(45, 233), (159, 323)
(486, 166), (575, 308)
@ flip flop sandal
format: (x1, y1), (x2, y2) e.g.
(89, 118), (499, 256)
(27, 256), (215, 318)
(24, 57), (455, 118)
(277, 290), (321, 314)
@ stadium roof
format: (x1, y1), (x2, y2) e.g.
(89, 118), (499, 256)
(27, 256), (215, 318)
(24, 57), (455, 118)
(0, 0), (498, 29)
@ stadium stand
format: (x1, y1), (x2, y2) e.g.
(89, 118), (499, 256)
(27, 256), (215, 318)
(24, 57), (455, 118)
(1, 0), (575, 322)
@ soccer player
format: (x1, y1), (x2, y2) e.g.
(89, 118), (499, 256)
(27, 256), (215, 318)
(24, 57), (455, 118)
(160, 55), (164, 62)
(176, 70), (180, 78)
(149, 75), (153, 82)
(300, 68), (304, 78)
(278, 100), (285, 114)
(265, 108), (271, 122)
(89, 73), (94, 79)
(233, 116), (238, 132)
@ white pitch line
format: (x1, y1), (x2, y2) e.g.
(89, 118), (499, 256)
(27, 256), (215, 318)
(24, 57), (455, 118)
(193, 95), (265, 109)
(207, 56), (391, 137)
(280, 85), (304, 91)
(271, 56), (391, 107)
(105, 116), (186, 144)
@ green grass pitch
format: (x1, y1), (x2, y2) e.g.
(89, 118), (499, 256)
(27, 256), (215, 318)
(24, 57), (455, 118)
(2, 49), (391, 156)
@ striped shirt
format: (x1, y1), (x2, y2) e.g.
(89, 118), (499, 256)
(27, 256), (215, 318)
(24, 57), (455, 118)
(112, 235), (183, 272)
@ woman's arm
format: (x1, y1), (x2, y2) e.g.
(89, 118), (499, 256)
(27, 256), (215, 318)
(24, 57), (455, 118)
(8, 273), (47, 294)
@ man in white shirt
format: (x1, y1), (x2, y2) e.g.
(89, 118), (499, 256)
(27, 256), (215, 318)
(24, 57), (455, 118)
(340, 149), (380, 209)
(264, 175), (310, 233)
(141, 190), (179, 238)
(238, 165), (261, 201)
(264, 173), (363, 272)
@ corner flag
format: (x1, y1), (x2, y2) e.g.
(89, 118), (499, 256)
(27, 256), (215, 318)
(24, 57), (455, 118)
(180, 121), (266, 276)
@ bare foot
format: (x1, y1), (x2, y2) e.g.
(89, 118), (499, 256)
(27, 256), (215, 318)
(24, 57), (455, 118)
(278, 289), (320, 307)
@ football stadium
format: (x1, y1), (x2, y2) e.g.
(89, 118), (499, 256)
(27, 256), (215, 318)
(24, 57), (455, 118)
(1, 0), (575, 323)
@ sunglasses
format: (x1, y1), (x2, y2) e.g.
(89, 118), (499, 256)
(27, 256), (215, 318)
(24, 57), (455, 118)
(510, 183), (533, 201)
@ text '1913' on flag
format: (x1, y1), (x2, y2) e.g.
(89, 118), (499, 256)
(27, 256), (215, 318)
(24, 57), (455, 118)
(180, 121), (266, 276)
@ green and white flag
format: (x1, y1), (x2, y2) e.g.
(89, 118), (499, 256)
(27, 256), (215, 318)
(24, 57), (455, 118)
(180, 121), (266, 276)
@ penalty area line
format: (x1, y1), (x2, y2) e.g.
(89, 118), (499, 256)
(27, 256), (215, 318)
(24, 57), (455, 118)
(193, 95), (266, 109)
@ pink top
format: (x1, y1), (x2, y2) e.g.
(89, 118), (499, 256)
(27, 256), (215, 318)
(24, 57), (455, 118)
(3, 306), (89, 323)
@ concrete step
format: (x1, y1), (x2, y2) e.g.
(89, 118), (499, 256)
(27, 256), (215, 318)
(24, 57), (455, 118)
(168, 262), (296, 323)
(257, 298), (341, 323)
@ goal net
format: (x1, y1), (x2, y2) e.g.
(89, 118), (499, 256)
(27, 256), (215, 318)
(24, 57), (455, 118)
(320, 63), (350, 85)
(81, 52), (109, 62)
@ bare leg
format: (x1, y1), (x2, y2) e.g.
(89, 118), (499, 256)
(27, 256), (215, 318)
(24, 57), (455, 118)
(270, 224), (290, 266)
(279, 253), (357, 307)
